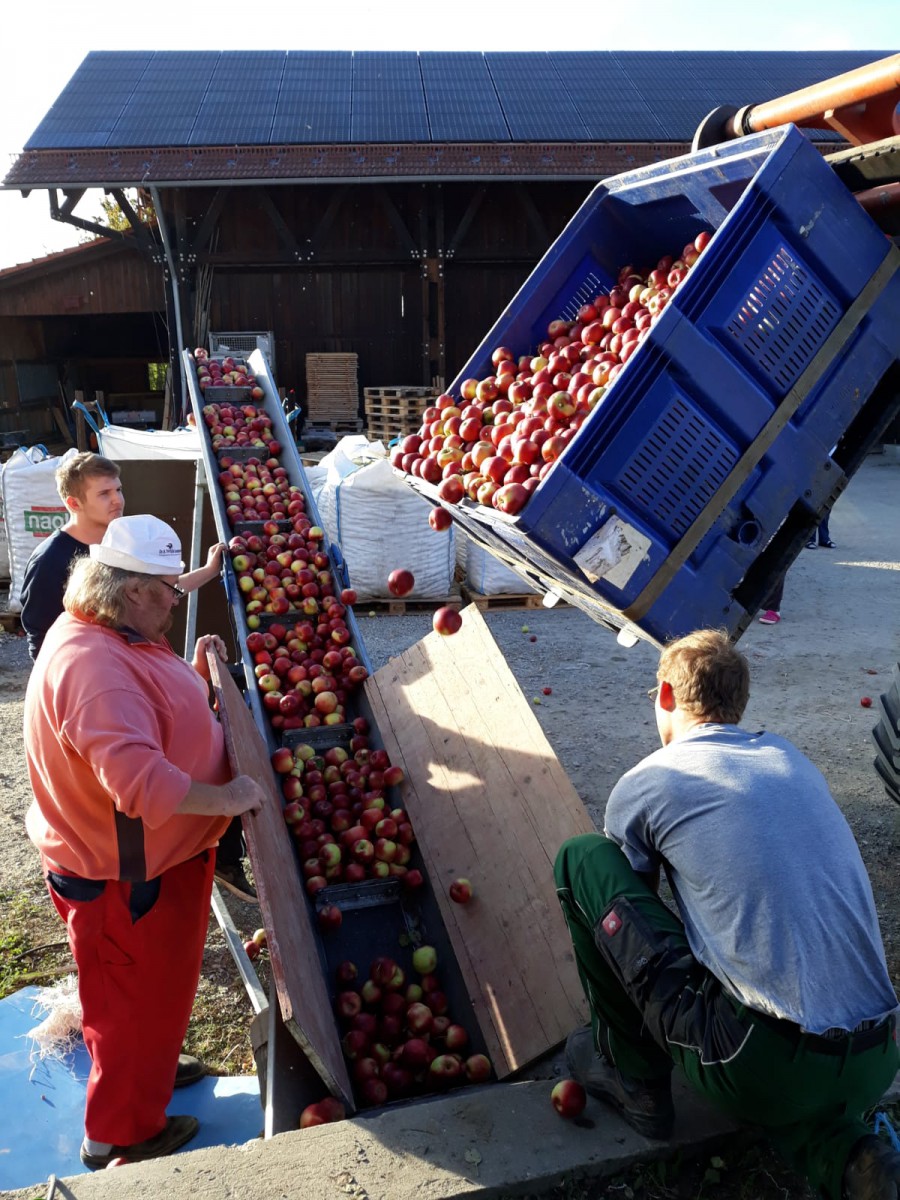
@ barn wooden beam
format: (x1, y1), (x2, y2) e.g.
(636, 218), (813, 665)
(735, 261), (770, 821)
(108, 189), (154, 255)
(49, 189), (127, 242)
(189, 188), (228, 258)
(373, 185), (419, 257)
(252, 187), (303, 260)
(445, 186), (486, 259)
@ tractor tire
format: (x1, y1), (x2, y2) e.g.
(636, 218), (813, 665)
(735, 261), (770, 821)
(873, 663), (900, 807)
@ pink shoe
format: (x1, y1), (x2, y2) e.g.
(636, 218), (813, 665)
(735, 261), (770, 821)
(758, 610), (781, 625)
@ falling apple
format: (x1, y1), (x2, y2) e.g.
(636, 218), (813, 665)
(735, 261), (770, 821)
(387, 569), (415, 597)
(428, 506), (453, 532)
(433, 607), (462, 636)
(317, 904), (343, 933)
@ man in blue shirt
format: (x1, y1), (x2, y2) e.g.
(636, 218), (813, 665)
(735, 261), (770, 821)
(555, 629), (899, 1200)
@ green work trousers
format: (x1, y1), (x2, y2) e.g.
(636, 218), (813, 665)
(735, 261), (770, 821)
(554, 833), (899, 1200)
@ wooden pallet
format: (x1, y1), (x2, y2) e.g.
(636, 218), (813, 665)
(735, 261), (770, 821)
(366, 417), (424, 444)
(304, 418), (364, 434)
(354, 589), (461, 616)
(364, 387), (436, 409)
(0, 610), (22, 634)
(460, 585), (553, 611)
(306, 353), (359, 424)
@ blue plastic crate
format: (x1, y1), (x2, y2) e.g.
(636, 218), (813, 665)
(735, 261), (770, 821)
(442, 126), (900, 644)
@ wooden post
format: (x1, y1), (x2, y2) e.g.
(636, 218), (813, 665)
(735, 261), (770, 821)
(74, 390), (88, 451)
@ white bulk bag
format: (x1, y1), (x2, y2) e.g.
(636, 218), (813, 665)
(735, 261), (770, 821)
(315, 438), (456, 600)
(464, 533), (539, 596)
(1, 446), (80, 611)
(97, 425), (201, 461)
(0, 490), (9, 582)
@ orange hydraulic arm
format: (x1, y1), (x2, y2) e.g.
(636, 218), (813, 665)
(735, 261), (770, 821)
(693, 52), (900, 149)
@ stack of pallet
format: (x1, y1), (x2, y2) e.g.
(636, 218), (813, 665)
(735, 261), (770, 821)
(305, 353), (361, 431)
(364, 386), (437, 445)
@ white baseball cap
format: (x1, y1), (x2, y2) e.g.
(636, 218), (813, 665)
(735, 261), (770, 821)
(90, 515), (185, 575)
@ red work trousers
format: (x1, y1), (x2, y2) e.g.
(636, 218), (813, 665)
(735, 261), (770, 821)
(43, 849), (215, 1146)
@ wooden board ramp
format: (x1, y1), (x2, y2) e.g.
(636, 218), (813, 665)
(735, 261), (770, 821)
(365, 604), (592, 1077)
(208, 652), (355, 1111)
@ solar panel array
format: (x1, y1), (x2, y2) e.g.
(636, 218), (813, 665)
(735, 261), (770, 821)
(24, 49), (893, 150)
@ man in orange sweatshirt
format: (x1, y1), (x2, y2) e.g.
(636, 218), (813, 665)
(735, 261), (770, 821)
(23, 514), (265, 1169)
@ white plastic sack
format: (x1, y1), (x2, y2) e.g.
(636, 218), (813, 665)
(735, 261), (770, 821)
(0, 490), (9, 582)
(1, 446), (80, 611)
(97, 425), (201, 461)
(463, 533), (538, 596)
(315, 437), (456, 600)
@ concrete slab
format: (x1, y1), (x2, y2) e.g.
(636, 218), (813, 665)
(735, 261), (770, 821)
(1, 1069), (896, 1200)
(0, 1076), (740, 1200)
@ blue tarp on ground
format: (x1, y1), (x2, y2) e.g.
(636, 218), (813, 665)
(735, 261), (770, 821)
(0, 986), (262, 1191)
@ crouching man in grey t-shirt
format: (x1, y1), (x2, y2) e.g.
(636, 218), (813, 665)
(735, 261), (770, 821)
(555, 628), (899, 1200)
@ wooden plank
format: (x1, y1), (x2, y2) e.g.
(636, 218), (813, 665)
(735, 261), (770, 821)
(208, 652), (355, 1110)
(364, 604), (592, 1078)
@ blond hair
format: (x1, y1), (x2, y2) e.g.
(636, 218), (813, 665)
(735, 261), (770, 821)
(56, 452), (120, 503)
(63, 556), (153, 628)
(658, 629), (750, 725)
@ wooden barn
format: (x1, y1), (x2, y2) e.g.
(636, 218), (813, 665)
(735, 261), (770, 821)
(0, 48), (884, 445)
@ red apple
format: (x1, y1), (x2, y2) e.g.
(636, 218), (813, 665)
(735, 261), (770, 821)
(432, 606), (462, 636)
(551, 1078), (587, 1118)
(428, 506), (453, 532)
(449, 877), (473, 904)
(387, 569), (415, 598)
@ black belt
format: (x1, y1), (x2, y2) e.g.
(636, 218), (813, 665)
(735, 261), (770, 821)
(750, 1008), (895, 1057)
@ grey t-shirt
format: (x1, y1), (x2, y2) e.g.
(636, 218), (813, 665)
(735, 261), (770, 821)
(605, 724), (898, 1034)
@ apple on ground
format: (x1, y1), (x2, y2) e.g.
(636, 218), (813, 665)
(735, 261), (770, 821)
(551, 1078), (587, 1118)
(298, 1097), (346, 1128)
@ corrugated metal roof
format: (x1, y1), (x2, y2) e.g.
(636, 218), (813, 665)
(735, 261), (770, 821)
(24, 49), (887, 150)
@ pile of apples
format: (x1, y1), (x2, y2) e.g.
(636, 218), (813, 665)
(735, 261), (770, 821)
(333, 947), (492, 1107)
(272, 728), (420, 888)
(193, 348), (265, 399)
(247, 611), (367, 732)
(230, 522), (354, 623)
(391, 235), (713, 517)
(202, 401), (281, 456)
(220, 456), (304, 526)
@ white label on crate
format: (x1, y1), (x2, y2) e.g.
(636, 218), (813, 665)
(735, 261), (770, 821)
(574, 517), (650, 589)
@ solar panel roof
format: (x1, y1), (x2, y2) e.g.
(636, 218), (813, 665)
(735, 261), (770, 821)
(22, 49), (896, 151)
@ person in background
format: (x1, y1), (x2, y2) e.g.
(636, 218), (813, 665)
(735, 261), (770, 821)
(19, 452), (257, 903)
(555, 629), (899, 1200)
(758, 512), (837, 625)
(23, 516), (265, 1169)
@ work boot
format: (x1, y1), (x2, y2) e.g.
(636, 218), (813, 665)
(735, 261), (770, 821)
(80, 1115), (200, 1169)
(214, 861), (258, 904)
(842, 1135), (900, 1200)
(174, 1053), (207, 1088)
(565, 1026), (674, 1140)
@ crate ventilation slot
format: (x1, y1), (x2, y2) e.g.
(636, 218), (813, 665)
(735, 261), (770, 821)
(726, 246), (839, 390)
(616, 397), (738, 537)
(558, 271), (608, 322)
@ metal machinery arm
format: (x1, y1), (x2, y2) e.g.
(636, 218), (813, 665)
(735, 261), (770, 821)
(692, 52), (900, 231)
